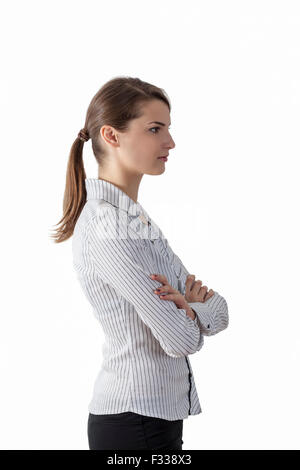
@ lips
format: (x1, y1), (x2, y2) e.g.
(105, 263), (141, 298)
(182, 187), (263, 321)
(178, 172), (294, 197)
(158, 156), (168, 162)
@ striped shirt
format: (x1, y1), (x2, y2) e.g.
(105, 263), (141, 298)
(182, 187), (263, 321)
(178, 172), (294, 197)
(72, 178), (229, 421)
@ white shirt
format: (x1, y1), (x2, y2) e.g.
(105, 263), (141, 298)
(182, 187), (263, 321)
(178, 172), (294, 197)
(72, 178), (229, 420)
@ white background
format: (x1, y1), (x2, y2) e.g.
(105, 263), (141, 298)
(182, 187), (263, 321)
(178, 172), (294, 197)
(0, 0), (299, 450)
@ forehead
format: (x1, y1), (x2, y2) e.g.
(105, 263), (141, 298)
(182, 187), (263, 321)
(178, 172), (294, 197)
(139, 99), (170, 122)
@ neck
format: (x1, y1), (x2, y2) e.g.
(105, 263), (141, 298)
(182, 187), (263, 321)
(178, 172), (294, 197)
(97, 170), (143, 204)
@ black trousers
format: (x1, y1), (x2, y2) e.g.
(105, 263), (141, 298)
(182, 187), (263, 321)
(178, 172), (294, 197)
(88, 411), (184, 450)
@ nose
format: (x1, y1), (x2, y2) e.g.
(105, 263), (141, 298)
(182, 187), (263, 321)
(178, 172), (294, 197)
(165, 135), (175, 151)
(163, 133), (175, 153)
(168, 138), (175, 150)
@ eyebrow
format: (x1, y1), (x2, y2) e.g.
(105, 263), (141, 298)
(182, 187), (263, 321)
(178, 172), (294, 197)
(147, 121), (171, 126)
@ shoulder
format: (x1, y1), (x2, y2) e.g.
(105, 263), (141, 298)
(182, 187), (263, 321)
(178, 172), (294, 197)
(83, 200), (147, 244)
(73, 199), (114, 235)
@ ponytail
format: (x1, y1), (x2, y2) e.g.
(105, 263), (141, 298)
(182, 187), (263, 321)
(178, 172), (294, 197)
(50, 128), (89, 243)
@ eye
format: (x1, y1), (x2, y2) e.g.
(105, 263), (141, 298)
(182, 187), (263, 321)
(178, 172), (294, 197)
(149, 126), (171, 134)
(149, 127), (160, 134)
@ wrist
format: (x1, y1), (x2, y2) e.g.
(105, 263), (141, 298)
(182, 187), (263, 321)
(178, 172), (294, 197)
(185, 306), (196, 320)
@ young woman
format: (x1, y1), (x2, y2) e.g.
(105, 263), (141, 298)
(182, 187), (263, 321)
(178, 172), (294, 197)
(51, 76), (229, 450)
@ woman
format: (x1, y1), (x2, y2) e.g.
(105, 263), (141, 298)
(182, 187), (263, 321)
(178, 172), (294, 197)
(51, 76), (229, 450)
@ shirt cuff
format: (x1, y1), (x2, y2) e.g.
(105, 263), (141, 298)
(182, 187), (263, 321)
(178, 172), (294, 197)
(187, 291), (229, 336)
(189, 303), (212, 334)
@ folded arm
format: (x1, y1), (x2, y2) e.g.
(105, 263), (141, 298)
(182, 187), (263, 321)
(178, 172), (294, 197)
(86, 207), (204, 357)
(163, 240), (229, 336)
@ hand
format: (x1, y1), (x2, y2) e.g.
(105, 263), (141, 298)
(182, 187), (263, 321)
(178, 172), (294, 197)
(184, 274), (215, 303)
(150, 273), (195, 319)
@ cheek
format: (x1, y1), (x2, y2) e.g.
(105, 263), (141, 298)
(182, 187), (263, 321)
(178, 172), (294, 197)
(132, 147), (156, 167)
(123, 135), (158, 167)
(124, 152), (149, 170)
(137, 154), (156, 168)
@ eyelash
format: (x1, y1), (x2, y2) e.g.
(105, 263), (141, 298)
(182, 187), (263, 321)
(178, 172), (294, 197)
(149, 127), (171, 134)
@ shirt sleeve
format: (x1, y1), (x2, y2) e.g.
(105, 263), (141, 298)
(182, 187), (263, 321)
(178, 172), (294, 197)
(163, 239), (229, 337)
(85, 206), (204, 357)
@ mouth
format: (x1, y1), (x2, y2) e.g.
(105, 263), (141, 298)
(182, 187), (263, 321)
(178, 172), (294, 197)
(158, 155), (168, 162)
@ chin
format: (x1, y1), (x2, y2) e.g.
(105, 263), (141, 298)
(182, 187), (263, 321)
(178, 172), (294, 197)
(145, 167), (166, 176)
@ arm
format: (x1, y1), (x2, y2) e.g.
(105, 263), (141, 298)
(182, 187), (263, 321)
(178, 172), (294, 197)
(163, 239), (229, 337)
(86, 207), (204, 357)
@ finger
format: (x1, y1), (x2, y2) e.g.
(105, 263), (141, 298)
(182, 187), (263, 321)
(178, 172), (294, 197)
(150, 273), (168, 285)
(185, 274), (195, 291)
(153, 283), (176, 294)
(158, 293), (178, 300)
(191, 280), (202, 294)
(204, 289), (215, 301)
(198, 285), (208, 301)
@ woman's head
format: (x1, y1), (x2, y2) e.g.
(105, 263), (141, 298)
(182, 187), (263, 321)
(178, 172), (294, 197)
(51, 76), (174, 243)
(98, 98), (175, 177)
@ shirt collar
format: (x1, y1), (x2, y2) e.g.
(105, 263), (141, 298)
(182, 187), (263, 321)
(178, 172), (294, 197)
(85, 177), (150, 220)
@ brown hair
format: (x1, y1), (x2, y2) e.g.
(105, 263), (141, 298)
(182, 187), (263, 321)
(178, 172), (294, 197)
(50, 76), (171, 243)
